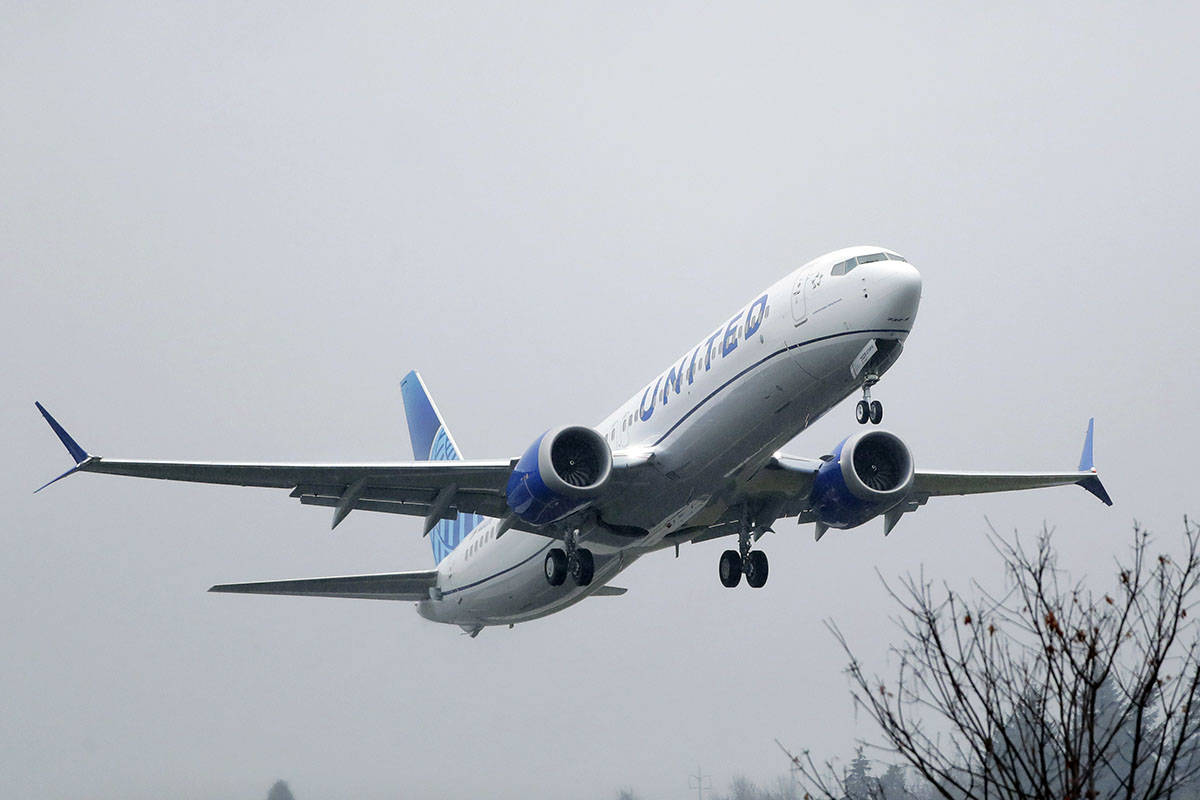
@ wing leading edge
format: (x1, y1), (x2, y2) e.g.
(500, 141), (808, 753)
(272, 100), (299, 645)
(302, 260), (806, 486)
(34, 403), (515, 527)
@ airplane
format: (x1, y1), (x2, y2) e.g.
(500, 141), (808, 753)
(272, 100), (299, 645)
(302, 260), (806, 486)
(36, 245), (1111, 636)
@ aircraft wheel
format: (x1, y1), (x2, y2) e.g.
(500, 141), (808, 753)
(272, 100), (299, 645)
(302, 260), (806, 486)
(869, 400), (883, 424)
(545, 548), (568, 586)
(570, 548), (595, 586)
(856, 400), (870, 424)
(719, 549), (743, 588)
(745, 550), (769, 588)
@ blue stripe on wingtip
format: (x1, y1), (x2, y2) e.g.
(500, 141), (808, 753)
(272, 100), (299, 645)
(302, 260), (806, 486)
(35, 463), (82, 493)
(36, 402), (89, 465)
(1078, 417), (1095, 472)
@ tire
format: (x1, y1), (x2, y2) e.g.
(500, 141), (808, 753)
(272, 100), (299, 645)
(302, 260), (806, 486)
(545, 548), (567, 586)
(719, 549), (742, 588)
(869, 400), (883, 424)
(856, 400), (870, 424)
(571, 548), (595, 586)
(745, 550), (769, 588)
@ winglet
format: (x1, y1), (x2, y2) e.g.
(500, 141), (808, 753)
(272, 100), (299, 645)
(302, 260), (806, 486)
(1078, 417), (1096, 472)
(36, 402), (89, 465)
(34, 403), (93, 493)
(1075, 418), (1113, 506)
(1078, 475), (1113, 506)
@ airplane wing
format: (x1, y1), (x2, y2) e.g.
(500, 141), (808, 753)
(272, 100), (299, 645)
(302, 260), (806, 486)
(910, 418), (1111, 506)
(911, 469), (1111, 503)
(210, 569), (438, 601)
(34, 403), (513, 530)
(728, 418), (1110, 540)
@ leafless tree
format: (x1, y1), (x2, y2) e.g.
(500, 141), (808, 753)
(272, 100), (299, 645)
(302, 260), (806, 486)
(785, 521), (1200, 800)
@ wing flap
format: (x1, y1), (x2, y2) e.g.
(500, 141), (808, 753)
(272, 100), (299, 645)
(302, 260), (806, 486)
(209, 569), (438, 601)
(290, 483), (510, 518)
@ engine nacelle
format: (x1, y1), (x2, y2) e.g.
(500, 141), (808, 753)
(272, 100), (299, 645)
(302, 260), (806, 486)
(810, 429), (915, 530)
(505, 425), (613, 526)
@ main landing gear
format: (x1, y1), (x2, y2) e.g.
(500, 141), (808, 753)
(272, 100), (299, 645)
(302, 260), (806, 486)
(719, 514), (769, 589)
(855, 374), (883, 425)
(544, 530), (594, 587)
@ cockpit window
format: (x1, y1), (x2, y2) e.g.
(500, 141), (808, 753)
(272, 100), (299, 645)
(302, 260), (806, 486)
(832, 252), (893, 275)
(831, 258), (856, 276)
(886, 252), (908, 263)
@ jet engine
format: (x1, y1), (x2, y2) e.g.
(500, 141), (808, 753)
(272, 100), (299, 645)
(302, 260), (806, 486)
(810, 429), (914, 530)
(505, 425), (613, 526)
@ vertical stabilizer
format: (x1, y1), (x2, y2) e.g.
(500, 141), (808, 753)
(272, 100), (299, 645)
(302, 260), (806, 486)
(400, 371), (482, 564)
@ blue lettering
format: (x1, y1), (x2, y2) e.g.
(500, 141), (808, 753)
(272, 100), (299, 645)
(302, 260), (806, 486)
(703, 329), (723, 371)
(721, 314), (740, 357)
(639, 378), (661, 422)
(686, 345), (702, 384)
(662, 359), (686, 403)
(744, 294), (768, 340)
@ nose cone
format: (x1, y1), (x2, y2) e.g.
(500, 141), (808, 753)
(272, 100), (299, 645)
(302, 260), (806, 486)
(876, 261), (922, 325)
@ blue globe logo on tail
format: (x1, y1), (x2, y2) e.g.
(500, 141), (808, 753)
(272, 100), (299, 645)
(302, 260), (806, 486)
(428, 426), (482, 563)
(400, 370), (482, 565)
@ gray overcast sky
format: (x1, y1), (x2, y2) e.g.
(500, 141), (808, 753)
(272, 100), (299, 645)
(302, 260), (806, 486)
(3, 3), (1198, 799)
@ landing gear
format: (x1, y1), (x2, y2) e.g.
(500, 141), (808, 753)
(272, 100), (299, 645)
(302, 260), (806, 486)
(719, 549), (742, 587)
(857, 375), (883, 424)
(545, 530), (594, 587)
(569, 548), (595, 586)
(744, 550), (769, 588)
(717, 509), (769, 589)
(544, 548), (567, 586)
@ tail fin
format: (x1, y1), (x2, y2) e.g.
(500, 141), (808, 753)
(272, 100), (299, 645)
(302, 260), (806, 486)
(401, 370), (464, 461)
(400, 371), (482, 564)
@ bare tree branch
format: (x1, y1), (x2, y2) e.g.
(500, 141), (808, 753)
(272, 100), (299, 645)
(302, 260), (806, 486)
(789, 522), (1200, 800)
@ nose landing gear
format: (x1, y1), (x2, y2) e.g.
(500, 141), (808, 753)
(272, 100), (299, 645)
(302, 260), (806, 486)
(856, 375), (883, 425)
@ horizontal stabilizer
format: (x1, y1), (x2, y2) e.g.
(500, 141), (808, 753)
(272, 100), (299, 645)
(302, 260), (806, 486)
(209, 569), (438, 601)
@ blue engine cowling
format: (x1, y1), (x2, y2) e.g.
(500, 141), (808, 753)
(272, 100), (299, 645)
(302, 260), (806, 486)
(505, 425), (613, 526)
(810, 429), (915, 530)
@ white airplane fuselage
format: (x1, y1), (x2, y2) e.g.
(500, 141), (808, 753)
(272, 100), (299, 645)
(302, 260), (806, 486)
(417, 246), (923, 630)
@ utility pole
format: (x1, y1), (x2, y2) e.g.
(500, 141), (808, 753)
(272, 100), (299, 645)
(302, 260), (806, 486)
(688, 765), (712, 800)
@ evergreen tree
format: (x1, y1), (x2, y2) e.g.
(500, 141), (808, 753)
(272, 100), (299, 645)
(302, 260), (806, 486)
(266, 779), (295, 800)
(879, 763), (911, 800)
(844, 747), (876, 800)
